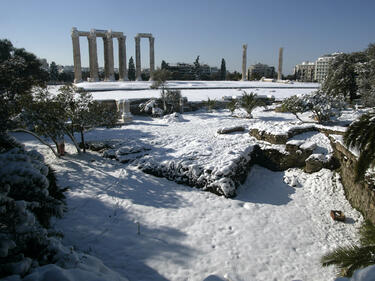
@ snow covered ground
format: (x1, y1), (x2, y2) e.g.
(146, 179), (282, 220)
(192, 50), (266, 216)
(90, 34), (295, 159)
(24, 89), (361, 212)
(49, 81), (318, 102)
(13, 107), (364, 281)
(76, 80), (320, 91)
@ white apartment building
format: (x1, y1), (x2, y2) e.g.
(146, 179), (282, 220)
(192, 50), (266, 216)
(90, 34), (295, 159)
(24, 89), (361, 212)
(314, 53), (341, 83)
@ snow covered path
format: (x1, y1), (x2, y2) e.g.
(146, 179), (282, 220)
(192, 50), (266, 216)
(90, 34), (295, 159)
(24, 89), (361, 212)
(14, 109), (364, 281)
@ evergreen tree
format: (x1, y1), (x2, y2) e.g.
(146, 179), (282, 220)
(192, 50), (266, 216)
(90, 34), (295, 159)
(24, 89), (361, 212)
(194, 55), (201, 80)
(357, 44), (375, 106)
(0, 39), (48, 132)
(220, 58), (226, 80)
(128, 56), (135, 81)
(161, 60), (168, 70)
(344, 112), (375, 180)
(322, 52), (366, 101)
(49, 61), (59, 82)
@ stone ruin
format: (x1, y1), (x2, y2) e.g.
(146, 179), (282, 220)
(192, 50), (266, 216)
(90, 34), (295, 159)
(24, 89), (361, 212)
(71, 28), (155, 82)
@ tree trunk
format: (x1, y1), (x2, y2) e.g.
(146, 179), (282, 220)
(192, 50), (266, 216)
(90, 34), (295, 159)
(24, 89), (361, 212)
(12, 128), (60, 158)
(64, 129), (81, 154)
(80, 129), (86, 153)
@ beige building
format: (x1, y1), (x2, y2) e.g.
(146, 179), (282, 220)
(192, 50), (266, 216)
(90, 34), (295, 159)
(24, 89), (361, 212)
(247, 63), (275, 80)
(294, 61), (315, 82)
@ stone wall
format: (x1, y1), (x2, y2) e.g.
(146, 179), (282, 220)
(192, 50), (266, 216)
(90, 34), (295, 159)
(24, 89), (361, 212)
(329, 136), (375, 224)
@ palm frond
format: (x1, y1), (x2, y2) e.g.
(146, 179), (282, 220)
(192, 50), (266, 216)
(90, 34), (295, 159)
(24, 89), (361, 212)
(321, 245), (375, 277)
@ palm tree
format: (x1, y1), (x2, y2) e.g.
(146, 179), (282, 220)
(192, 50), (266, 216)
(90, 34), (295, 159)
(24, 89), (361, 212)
(240, 92), (265, 118)
(321, 221), (375, 277)
(344, 112), (375, 180)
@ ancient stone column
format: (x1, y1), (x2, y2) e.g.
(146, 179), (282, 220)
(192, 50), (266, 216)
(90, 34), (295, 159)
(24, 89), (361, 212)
(278, 47), (283, 81)
(135, 36), (142, 81)
(103, 37), (109, 80)
(71, 27), (82, 83)
(149, 37), (155, 81)
(241, 44), (247, 81)
(105, 30), (115, 81)
(118, 35), (128, 81)
(88, 29), (99, 82)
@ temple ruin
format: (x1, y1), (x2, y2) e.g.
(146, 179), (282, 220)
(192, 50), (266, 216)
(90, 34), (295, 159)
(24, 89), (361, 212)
(71, 27), (155, 83)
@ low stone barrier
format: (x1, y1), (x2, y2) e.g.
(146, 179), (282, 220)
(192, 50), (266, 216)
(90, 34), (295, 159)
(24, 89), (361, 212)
(329, 136), (375, 224)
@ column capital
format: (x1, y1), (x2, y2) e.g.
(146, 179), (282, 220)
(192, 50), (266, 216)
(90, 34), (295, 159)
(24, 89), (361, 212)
(106, 29), (113, 39)
(71, 27), (79, 38)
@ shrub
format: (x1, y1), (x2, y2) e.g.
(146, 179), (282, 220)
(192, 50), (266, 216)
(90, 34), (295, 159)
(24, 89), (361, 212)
(240, 92), (265, 118)
(344, 112), (375, 180)
(0, 133), (66, 278)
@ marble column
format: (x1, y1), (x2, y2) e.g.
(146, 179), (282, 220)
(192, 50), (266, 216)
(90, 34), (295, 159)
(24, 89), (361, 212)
(105, 30), (115, 81)
(149, 37), (155, 81)
(88, 29), (99, 82)
(278, 47), (283, 81)
(103, 37), (109, 81)
(71, 27), (82, 83)
(135, 36), (142, 81)
(241, 44), (247, 81)
(118, 35), (128, 81)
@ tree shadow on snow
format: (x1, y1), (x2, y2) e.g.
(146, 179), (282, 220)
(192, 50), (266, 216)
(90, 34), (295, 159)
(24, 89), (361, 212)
(236, 165), (295, 206)
(57, 196), (196, 281)
(57, 151), (188, 209)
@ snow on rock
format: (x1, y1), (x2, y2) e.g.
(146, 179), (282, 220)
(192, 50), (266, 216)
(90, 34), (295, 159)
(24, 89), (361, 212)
(162, 112), (185, 123)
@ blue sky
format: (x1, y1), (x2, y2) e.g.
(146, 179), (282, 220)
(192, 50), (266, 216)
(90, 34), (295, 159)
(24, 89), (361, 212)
(1, 0), (374, 74)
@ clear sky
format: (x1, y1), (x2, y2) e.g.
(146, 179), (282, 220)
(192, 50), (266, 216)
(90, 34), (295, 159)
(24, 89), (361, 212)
(1, 0), (374, 74)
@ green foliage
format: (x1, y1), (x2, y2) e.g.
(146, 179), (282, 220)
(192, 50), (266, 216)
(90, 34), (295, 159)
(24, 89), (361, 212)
(344, 112), (375, 180)
(322, 52), (365, 101)
(151, 68), (171, 89)
(205, 98), (217, 112)
(240, 92), (265, 118)
(220, 58), (226, 80)
(0, 133), (66, 278)
(161, 89), (182, 114)
(22, 88), (67, 148)
(194, 55), (201, 80)
(321, 221), (375, 277)
(128, 56), (136, 81)
(227, 99), (238, 114)
(323, 43), (375, 104)
(0, 39), (48, 132)
(49, 61), (59, 81)
(161, 60), (168, 70)
(281, 95), (306, 121)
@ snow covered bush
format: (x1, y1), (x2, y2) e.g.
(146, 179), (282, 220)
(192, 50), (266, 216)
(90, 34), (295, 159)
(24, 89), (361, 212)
(204, 98), (216, 113)
(139, 99), (163, 117)
(344, 112), (375, 180)
(280, 95), (305, 121)
(281, 90), (345, 124)
(163, 89), (182, 114)
(322, 44), (375, 105)
(0, 133), (66, 278)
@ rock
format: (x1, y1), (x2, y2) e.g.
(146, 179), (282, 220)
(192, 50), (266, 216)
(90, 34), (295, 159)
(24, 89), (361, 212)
(304, 154), (325, 173)
(217, 126), (245, 134)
